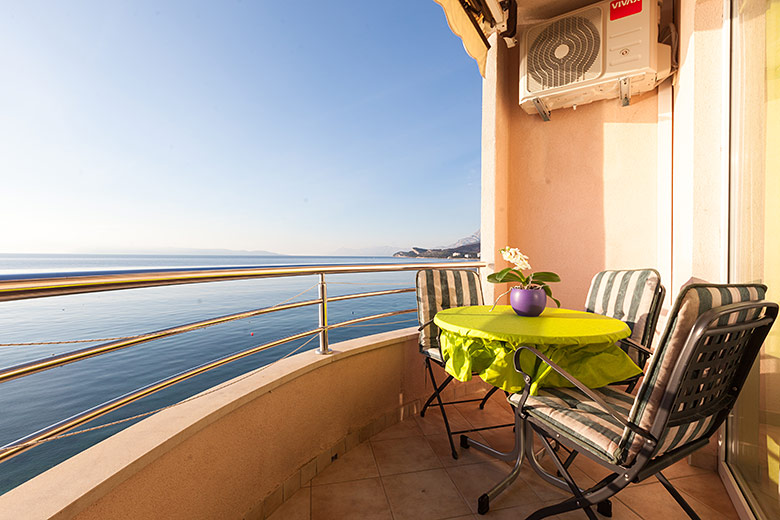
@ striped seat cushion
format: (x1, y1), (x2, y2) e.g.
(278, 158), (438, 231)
(420, 345), (444, 363)
(585, 270), (662, 362)
(416, 269), (483, 357)
(621, 282), (767, 462)
(509, 387), (635, 464)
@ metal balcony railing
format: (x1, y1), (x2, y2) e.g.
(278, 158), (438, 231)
(0, 261), (484, 464)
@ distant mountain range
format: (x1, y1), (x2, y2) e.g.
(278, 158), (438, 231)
(441, 231), (480, 249)
(166, 248), (281, 256)
(79, 247), (283, 256)
(93, 233), (481, 258)
(330, 245), (408, 257)
(393, 231), (481, 259)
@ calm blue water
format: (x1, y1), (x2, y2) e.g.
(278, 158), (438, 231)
(0, 254), (459, 494)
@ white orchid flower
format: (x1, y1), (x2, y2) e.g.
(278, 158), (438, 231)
(500, 247), (531, 271)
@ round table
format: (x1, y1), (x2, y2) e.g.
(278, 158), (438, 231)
(434, 305), (639, 394)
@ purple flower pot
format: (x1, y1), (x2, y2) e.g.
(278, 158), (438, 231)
(510, 287), (546, 317)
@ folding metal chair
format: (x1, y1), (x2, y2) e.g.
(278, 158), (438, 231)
(416, 268), (503, 459)
(585, 268), (666, 391)
(464, 282), (776, 518)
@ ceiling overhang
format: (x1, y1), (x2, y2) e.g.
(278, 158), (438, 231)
(435, 0), (601, 76)
(433, 0), (516, 76)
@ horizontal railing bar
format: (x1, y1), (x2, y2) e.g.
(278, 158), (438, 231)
(0, 297), (321, 384)
(0, 328), (321, 464)
(0, 286), (420, 384)
(329, 309), (417, 330)
(0, 262), (484, 303)
(327, 287), (415, 303)
(0, 262), (481, 465)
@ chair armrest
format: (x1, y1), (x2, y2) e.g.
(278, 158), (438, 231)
(619, 337), (652, 356)
(418, 319), (434, 332)
(512, 345), (657, 445)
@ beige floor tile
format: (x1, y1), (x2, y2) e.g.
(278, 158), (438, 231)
(371, 418), (423, 441)
(267, 486), (310, 520)
(381, 468), (471, 520)
(565, 464), (598, 488)
(553, 497), (642, 520)
(525, 474), (573, 503)
(570, 451), (614, 482)
(673, 474), (739, 519)
(311, 441), (379, 486)
(679, 490), (736, 520)
(415, 405), (474, 436)
(475, 426), (518, 455)
(477, 501), (559, 518)
(626, 458), (715, 487)
(371, 435), (443, 476)
(310, 478), (392, 520)
(515, 443), (601, 491)
(427, 432), (502, 468)
(446, 461), (546, 514)
(455, 400), (515, 431)
(616, 481), (729, 520)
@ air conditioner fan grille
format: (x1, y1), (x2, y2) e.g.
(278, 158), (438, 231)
(528, 15), (601, 92)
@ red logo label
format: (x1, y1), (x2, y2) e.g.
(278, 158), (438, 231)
(610, 0), (642, 20)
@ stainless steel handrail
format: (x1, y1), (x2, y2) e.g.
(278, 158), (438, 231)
(0, 328), (322, 463)
(0, 288), (418, 384)
(0, 261), (483, 302)
(0, 261), (484, 464)
(0, 299), (322, 383)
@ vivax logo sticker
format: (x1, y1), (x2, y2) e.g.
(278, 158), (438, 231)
(610, 0), (642, 20)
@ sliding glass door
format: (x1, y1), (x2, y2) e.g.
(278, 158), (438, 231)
(728, 1), (780, 518)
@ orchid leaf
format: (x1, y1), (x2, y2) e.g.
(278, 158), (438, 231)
(531, 272), (561, 283)
(487, 268), (524, 284)
(541, 284), (562, 307)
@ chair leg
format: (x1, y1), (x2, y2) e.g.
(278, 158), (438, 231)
(561, 448), (578, 470)
(656, 472), (702, 520)
(530, 432), (599, 520)
(520, 428), (634, 520)
(420, 357), (454, 416)
(423, 358), (459, 459)
(420, 372), (455, 417)
(478, 385), (500, 409)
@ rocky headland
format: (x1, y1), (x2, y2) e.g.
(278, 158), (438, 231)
(393, 231), (480, 259)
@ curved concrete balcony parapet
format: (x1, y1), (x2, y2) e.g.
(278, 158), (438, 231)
(1, 327), (476, 520)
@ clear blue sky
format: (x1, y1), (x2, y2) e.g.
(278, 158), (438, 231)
(0, 1), (482, 255)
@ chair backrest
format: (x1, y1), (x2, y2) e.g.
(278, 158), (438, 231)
(620, 282), (773, 463)
(416, 269), (483, 349)
(585, 269), (665, 363)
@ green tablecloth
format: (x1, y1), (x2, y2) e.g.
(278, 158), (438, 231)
(434, 306), (641, 395)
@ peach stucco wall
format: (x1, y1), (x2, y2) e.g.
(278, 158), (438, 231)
(481, 0), (730, 313)
(483, 41), (660, 309)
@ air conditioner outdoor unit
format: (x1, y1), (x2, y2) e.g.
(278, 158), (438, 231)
(519, 0), (671, 119)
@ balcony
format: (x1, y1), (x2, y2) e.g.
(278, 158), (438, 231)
(0, 314), (737, 519)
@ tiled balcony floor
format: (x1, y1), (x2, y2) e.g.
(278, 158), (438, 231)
(270, 392), (737, 520)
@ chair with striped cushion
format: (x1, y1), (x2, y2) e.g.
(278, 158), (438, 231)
(416, 268), (502, 459)
(585, 269), (665, 388)
(470, 282), (776, 518)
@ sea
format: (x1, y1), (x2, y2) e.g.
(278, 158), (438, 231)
(0, 253), (464, 494)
